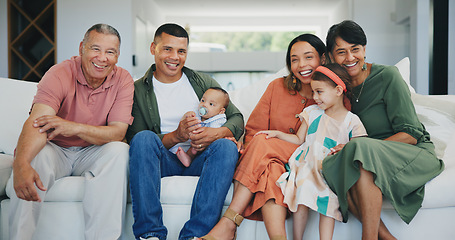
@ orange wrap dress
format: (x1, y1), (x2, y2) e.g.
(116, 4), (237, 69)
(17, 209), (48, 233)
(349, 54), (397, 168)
(233, 77), (315, 220)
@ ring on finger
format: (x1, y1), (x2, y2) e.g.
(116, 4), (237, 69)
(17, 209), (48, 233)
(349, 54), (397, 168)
(199, 144), (202, 148)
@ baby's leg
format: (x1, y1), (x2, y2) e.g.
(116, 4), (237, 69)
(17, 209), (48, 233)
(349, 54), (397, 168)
(176, 147), (193, 167)
(293, 205), (309, 240)
(319, 213), (335, 240)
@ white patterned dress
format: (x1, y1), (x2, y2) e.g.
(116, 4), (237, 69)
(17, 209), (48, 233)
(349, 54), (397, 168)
(276, 105), (367, 221)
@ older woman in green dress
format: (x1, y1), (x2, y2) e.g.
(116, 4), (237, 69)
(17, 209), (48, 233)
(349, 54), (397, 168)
(322, 20), (444, 240)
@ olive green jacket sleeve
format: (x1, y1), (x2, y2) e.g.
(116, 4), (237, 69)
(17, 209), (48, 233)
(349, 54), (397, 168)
(126, 65), (244, 143)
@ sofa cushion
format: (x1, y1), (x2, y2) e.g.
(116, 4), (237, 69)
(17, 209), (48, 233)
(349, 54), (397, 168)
(443, 132), (455, 168)
(0, 154), (13, 198)
(6, 175), (235, 206)
(421, 129), (455, 209)
(0, 78), (37, 155)
(411, 94), (455, 158)
(159, 176), (234, 206)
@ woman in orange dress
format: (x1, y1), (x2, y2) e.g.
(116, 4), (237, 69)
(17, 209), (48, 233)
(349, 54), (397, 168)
(200, 34), (326, 240)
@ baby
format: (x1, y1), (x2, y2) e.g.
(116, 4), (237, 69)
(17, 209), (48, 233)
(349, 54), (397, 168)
(176, 87), (230, 167)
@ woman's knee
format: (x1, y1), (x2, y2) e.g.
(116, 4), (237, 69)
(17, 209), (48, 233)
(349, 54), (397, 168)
(346, 137), (376, 149)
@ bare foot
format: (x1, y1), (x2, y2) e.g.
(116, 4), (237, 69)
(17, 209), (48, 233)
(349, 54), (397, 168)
(198, 217), (237, 240)
(176, 147), (191, 167)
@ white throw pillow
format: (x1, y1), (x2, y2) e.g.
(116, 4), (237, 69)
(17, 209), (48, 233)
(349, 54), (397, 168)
(442, 132), (455, 168)
(394, 57), (415, 93)
(412, 94), (455, 158)
(0, 78), (37, 155)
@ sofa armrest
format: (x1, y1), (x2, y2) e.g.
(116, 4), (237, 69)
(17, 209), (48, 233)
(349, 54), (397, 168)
(0, 154), (13, 198)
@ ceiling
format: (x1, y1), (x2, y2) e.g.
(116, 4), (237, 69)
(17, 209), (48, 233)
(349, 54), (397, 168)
(153, 0), (344, 17)
(150, 0), (347, 36)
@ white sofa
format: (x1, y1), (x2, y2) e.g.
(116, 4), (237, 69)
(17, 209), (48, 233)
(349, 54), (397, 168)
(1, 58), (455, 240)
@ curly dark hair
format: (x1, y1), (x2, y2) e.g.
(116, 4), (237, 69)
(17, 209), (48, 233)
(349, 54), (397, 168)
(284, 34), (326, 94)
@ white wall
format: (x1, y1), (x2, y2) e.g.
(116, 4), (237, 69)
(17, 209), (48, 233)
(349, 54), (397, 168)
(56, 0), (134, 73)
(329, 0), (352, 34)
(131, 0), (165, 79)
(411, 0), (431, 94)
(395, 0), (432, 94)
(351, 0), (408, 66)
(0, 0), (8, 78)
(350, 0), (436, 94)
(449, 0), (455, 95)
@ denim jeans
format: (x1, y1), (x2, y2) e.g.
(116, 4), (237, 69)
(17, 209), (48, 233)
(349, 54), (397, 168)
(129, 130), (238, 240)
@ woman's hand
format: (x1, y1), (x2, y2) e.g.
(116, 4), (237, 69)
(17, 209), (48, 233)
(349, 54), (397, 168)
(254, 130), (281, 139)
(329, 144), (345, 155)
(385, 132), (417, 145)
(224, 137), (245, 154)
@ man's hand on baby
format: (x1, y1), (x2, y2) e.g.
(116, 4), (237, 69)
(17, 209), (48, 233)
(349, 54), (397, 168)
(190, 127), (220, 152)
(176, 112), (201, 142)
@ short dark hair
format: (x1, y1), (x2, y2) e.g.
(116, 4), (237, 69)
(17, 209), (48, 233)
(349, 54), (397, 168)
(83, 23), (121, 48)
(284, 33), (326, 93)
(207, 87), (230, 108)
(312, 63), (353, 101)
(326, 20), (367, 54)
(154, 23), (189, 43)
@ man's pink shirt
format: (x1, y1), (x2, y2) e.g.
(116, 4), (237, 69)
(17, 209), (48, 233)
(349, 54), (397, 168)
(33, 56), (134, 147)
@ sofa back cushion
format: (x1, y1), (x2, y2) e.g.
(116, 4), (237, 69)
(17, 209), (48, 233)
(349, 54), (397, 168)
(0, 78), (37, 155)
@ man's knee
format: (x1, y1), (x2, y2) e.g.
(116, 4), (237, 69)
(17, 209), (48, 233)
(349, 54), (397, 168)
(103, 141), (129, 156)
(98, 141), (129, 164)
(130, 130), (160, 147)
(210, 138), (239, 166)
(211, 138), (237, 150)
(30, 144), (60, 173)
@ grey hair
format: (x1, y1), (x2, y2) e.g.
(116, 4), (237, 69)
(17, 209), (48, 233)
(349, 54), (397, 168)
(82, 23), (121, 49)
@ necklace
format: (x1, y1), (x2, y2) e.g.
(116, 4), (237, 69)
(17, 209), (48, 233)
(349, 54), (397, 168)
(353, 80), (365, 102)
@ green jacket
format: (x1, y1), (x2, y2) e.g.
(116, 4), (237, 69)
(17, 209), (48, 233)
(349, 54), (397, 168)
(126, 64), (244, 143)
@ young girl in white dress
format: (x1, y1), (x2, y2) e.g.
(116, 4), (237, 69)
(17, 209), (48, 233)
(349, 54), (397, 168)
(255, 63), (367, 240)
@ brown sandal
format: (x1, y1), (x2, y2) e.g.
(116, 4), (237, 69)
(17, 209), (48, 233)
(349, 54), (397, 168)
(200, 208), (244, 240)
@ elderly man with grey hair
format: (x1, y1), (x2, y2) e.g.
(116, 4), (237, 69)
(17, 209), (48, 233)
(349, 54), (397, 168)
(7, 23), (134, 240)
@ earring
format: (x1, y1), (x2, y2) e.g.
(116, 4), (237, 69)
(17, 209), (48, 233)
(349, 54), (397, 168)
(292, 75), (296, 84)
(362, 56), (367, 71)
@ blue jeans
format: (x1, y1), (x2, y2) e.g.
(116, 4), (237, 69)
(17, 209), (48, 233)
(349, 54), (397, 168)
(129, 130), (238, 240)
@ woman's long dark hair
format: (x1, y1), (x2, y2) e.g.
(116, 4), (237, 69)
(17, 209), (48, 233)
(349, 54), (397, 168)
(284, 34), (326, 94)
